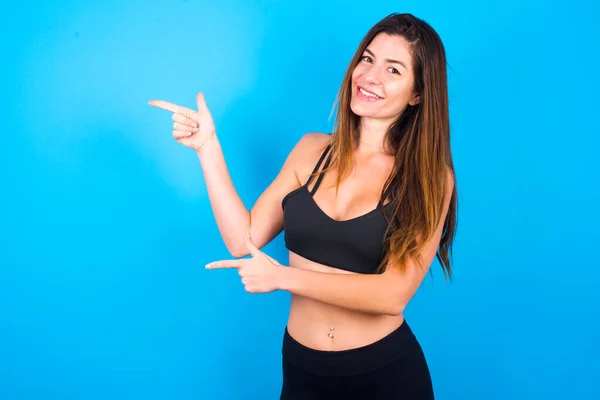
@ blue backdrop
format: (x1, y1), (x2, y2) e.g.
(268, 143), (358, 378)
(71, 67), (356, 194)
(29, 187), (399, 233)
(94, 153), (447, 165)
(1, 0), (598, 399)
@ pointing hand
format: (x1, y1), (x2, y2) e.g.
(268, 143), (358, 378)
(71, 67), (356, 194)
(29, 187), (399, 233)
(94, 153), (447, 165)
(149, 92), (216, 152)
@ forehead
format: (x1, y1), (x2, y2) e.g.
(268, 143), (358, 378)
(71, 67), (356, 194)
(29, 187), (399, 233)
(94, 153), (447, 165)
(365, 33), (413, 63)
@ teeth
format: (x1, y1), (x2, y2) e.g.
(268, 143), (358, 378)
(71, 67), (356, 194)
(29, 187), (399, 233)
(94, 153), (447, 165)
(359, 87), (380, 98)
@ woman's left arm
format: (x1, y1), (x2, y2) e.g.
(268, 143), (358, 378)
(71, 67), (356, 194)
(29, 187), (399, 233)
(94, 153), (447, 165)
(207, 171), (454, 316)
(277, 256), (430, 316)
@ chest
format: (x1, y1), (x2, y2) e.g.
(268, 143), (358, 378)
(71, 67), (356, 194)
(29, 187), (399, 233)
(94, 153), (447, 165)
(304, 164), (392, 223)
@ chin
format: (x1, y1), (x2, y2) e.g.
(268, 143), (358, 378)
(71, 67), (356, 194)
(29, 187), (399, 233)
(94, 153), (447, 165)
(350, 100), (368, 116)
(350, 101), (378, 118)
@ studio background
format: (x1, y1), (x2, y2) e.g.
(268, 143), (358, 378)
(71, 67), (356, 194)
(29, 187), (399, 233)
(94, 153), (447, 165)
(1, 0), (598, 399)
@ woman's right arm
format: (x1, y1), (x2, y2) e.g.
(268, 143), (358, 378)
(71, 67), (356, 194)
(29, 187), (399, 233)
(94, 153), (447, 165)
(149, 93), (320, 258)
(197, 134), (315, 257)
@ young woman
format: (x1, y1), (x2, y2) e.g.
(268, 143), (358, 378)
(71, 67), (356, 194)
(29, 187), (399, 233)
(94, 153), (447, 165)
(150, 12), (457, 400)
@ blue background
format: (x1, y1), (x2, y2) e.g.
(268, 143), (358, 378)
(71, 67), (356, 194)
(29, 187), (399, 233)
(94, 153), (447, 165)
(1, 0), (598, 399)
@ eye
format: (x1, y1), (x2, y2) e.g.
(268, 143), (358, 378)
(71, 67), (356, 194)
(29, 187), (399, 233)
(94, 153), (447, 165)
(388, 67), (401, 75)
(361, 55), (373, 63)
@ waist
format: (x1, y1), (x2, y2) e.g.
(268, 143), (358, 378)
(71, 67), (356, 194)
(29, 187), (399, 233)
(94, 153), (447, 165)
(281, 318), (420, 377)
(287, 294), (404, 349)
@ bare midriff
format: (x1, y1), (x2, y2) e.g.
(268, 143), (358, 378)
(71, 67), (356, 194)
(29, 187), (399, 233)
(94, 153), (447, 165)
(285, 251), (405, 351)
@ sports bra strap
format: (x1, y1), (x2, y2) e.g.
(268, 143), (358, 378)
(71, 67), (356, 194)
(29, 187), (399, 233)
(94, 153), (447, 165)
(311, 149), (333, 195)
(306, 144), (394, 203)
(305, 144), (332, 188)
(379, 180), (395, 207)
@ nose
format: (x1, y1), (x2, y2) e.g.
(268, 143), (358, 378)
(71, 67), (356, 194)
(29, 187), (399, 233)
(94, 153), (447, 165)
(363, 64), (383, 85)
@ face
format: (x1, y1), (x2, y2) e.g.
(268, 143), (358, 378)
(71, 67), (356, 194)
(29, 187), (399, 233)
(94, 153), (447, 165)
(350, 33), (420, 124)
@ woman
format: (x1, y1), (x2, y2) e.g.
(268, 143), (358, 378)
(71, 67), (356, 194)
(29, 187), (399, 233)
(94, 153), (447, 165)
(150, 12), (457, 400)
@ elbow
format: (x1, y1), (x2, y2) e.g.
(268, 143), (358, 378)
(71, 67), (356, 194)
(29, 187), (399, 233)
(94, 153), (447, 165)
(223, 238), (248, 258)
(382, 293), (408, 317)
(228, 236), (255, 258)
(383, 302), (406, 317)
(228, 246), (249, 258)
(230, 250), (247, 258)
(224, 233), (251, 258)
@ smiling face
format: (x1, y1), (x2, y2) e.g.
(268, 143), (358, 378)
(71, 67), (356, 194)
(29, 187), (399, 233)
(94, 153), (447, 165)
(350, 33), (420, 125)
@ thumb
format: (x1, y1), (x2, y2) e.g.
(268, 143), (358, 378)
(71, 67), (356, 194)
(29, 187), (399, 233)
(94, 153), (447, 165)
(245, 232), (260, 257)
(196, 92), (210, 114)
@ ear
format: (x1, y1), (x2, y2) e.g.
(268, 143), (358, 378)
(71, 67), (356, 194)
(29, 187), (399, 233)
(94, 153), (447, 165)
(408, 92), (421, 106)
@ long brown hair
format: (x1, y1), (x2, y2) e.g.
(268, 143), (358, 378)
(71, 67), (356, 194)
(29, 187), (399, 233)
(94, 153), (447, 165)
(323, 13), (458, 280)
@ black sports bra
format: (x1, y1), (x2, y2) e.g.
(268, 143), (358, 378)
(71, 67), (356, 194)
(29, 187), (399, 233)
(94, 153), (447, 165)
(281, 144), (394, 274)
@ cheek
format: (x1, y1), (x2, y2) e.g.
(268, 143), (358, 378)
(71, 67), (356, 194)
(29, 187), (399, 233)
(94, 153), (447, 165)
(351, 66), (363, 84)
(386, 82), (412, 106)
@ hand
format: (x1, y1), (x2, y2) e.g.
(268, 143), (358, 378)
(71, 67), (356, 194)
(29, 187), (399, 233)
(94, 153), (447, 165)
(148, 92), (216, 152)
(205, 233), (284, 294)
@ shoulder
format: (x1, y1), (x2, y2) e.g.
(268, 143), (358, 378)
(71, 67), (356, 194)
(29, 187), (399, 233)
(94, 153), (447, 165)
(297, 132), (331, 153)
(285, 132), (331, 164)
(445, 166), (455, 191)
(443, 166), (455, 206)
(283, 132), (331, 183)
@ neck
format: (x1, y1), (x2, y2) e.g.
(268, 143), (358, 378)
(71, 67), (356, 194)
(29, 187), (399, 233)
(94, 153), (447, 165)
(356, 117), (393, 155)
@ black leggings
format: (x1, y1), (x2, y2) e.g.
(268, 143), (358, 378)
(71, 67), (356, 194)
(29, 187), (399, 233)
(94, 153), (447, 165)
(280, 320), (434, 399)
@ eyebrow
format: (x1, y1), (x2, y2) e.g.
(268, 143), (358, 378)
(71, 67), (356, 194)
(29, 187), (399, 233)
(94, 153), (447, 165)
(364, 48), (407, 70)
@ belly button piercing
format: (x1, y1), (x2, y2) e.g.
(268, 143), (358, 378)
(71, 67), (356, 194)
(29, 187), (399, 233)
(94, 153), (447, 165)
(328, 326), (334, 338)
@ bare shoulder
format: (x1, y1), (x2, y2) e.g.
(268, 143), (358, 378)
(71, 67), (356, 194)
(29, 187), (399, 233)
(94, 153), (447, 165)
(444, 166), (456, 205)
(446, 166), (455, 190)
(288, 132), (331, 167)
(293, 132), (331, 157)
(297, 131), (331, 169)
(284, 132), (331, 180)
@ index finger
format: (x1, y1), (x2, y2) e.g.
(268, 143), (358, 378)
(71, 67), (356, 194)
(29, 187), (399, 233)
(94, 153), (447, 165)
(205, 260), (241, 269)
(148, 100), (194, 117)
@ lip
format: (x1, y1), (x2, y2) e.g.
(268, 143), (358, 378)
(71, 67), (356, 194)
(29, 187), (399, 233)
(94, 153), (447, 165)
(356, 85), (384, 101)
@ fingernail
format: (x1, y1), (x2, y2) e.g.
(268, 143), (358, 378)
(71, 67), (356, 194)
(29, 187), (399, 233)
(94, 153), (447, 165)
(205, 263), (211, 269)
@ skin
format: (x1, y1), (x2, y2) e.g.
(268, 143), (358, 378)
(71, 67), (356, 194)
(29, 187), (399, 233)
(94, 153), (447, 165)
(149, 33), (454, 351)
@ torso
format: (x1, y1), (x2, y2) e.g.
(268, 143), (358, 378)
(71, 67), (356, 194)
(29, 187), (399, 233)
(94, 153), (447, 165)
(286, 255), (405, 351)
(283, 134), (405, 351)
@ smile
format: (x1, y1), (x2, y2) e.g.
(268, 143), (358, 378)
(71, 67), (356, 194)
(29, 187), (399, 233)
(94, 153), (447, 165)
(356, 86), (383, 101)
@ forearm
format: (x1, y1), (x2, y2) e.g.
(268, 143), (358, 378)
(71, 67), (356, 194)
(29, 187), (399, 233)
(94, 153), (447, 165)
(277, 267), (404, 316)
(197, 137), (250, 257)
